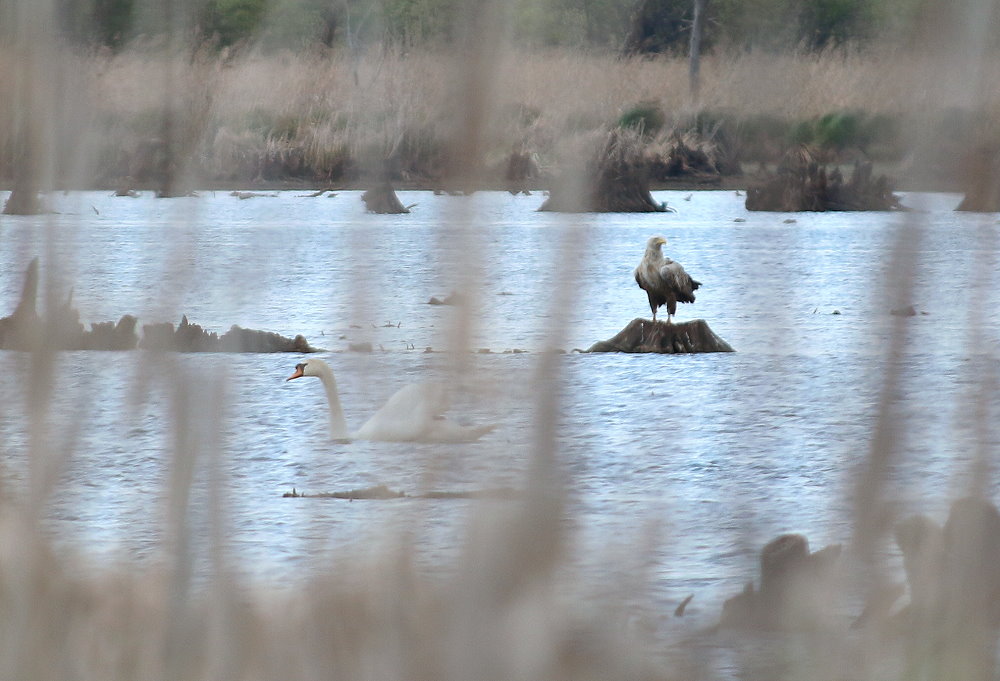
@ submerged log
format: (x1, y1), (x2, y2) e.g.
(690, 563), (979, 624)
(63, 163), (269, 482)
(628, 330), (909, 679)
(584, 318), (733, 353)
(361, 181), (410, 214)
(746, 147), (903, 212)
(283, 484), (519, 500)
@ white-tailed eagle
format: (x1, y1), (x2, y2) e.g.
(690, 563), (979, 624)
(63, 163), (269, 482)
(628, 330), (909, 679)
(634, 236), (701, 323)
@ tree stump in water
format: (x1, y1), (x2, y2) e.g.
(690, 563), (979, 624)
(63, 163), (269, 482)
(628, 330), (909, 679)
(648, 132), (739, 185)
(746, 147), (903, 212)
(584, 318), (734, 353)
(0, 258), (41, 349)
(719, 533), (842, 630)
(361, 182), (410, 214)
(539, 130), (668, 213)
(955, 145), (1000, 211)
(2, 187), (44, 215)
(505, 148), (539, 194)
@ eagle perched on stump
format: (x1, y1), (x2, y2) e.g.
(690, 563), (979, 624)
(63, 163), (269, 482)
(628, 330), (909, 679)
(634, 235), (701, 323)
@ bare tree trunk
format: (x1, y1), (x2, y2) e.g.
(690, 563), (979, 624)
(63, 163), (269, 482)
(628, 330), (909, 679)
(688, 0), (708, 102)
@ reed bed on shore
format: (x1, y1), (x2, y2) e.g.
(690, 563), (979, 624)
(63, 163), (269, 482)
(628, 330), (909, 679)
(7, 45), (1000, 189)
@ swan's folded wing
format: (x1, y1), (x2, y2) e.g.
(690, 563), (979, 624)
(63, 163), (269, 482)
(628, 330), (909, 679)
(355, 383), (450, 442)
(387, 383), (450, 419)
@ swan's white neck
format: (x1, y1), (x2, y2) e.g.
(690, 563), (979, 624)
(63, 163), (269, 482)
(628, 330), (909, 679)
(311, 360), (351, 440)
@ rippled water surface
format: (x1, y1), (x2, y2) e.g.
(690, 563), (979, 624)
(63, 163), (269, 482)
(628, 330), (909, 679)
(1, 189), (998, 632)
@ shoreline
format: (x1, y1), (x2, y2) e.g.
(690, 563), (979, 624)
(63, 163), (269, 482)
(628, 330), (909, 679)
(21, 169), (963, 196)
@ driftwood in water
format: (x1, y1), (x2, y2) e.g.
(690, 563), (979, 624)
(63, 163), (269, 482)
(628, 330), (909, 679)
(283, 484), (519, 500)
(539, 131), (668, 212)
(361, 182), (410, 213)
(0, 260), (318, 352)
(585, 318), (733, 353)
(719, 533), (842, 630)
(746, 147), (903, 212)
(230, 191), (278, 200)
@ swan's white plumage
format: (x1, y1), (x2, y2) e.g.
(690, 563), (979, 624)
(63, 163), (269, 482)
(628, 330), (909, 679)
(287, 358), (496, 443)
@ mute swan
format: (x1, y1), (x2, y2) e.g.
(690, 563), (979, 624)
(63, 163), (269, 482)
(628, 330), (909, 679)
(286, 358), (497, 443)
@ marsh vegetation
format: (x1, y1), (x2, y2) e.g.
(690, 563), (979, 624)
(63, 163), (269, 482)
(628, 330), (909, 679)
(3, 46), (1000, 193)
(4, 1), (1000, 680)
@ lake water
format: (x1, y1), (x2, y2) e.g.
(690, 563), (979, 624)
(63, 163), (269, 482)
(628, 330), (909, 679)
(0, 188), (998, 640)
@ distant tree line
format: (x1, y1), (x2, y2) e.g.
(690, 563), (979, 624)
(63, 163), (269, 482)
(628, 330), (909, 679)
(625, 0), (1000, 54)
(16, 0), (1000, 53)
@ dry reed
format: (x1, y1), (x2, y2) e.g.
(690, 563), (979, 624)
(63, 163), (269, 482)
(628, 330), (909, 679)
(3, 7), (1000, 680)
(7, 45), (1000, 189)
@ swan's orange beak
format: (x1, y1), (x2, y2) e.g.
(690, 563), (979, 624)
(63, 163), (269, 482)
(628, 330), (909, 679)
(287, 365), (305, 381)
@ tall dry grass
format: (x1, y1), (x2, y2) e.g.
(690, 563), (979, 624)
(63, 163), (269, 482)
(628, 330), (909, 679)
(7, 45), (1000, 189)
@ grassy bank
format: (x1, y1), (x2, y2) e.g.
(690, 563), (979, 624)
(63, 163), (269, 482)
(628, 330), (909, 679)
(5, 46), (1000, 191)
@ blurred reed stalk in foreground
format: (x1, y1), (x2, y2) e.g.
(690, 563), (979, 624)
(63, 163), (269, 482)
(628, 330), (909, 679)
(2, 1), (1000, 681)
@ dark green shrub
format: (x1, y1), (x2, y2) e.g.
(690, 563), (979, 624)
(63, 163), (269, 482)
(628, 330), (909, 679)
(198, 0), (268, 47)
(618, 102), (665, 137)
(814, 111), (864, 149)
(789, 110), (901, 159)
